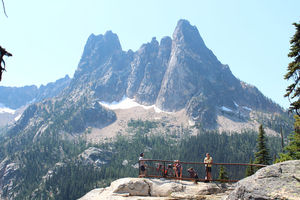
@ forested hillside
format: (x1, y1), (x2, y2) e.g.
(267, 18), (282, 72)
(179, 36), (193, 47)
(2, 119), (281, 200)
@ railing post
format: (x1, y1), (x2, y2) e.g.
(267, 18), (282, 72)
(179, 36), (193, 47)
(138, 160), (140, 177)
(163, 161), (166, 177)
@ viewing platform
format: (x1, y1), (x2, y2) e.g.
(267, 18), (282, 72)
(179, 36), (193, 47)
(138, 159), (266, 183)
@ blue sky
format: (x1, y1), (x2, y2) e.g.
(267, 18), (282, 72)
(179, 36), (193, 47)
(0, 0), (299, 109)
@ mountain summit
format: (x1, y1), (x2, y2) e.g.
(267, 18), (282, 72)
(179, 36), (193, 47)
(65, 19), (283, 130)
(4, 19), (286, 137)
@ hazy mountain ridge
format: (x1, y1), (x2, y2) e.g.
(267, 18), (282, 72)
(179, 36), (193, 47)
(0, 75), (71, 110)
(0, 75), (71, 128)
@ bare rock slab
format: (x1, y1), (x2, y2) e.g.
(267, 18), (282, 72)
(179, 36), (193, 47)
(79, 178), (227, 200)
(226, 160), (300, 200)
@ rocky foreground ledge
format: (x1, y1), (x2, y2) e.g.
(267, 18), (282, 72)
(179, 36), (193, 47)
(79, 160), (300, 200)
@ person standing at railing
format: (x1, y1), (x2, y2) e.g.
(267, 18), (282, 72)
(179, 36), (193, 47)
(174, 160), (182, 179)
(187, 167), (199, 184)
(139, 153), (146, 177)
(204, 153), (213, 182)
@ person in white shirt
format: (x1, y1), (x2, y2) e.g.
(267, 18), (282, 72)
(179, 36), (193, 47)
(204, 153), (213, 181)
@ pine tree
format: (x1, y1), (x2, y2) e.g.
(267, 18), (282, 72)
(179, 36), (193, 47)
(218, 165), (228, 182)
(284, 21), (300, 115)
(254, 125), (271, 165)
(245, 158), (255, 177)
(278, 115), (300, 161)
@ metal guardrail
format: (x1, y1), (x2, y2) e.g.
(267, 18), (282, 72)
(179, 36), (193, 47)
(138, 159), (266, 183)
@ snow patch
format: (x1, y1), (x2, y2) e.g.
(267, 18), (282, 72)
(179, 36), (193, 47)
(188, 120), (195, 126)
(99, 96), (167, 113)
(0, 107), (15, 114)
(27, 98), (36, 105)
(243, 106), (252, 111)
(14, 114), (22, 121)
(221, 106), (233, 112)
(234, 101), (239, 107)
(153, 106), (164, 113)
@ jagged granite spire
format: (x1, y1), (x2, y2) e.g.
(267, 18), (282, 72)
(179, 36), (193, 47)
(69, 30), (132, 102)
(74, 31), (122, 78)
(172, 19), (207, 50)
(126, 37), (160, 98)
(133, 36), (172, 104)
(156, 19), (224, 112)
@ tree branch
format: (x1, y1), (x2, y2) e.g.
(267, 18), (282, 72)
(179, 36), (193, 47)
(1, 0), (8, 17)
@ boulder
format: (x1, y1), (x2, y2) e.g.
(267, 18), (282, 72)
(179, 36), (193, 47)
(111, 178), (150, 196)
(79, 178), (227, 200)
(226, 160), (300, 200)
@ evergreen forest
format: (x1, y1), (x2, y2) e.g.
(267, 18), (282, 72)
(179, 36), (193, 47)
(0, 119), (284, 200)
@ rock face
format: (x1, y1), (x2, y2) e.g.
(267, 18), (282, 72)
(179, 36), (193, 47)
(64, 19), (283, 129)
(127, 36), (172, 105)
(71, 31), (133, 103)
(78, 147), (112, 168)
(0, 158), (20, 199)
(79, 178), (229, 200)
(226, 160), (300, 200)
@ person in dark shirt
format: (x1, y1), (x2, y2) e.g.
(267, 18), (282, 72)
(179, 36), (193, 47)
(187, 167), (199, 184)
(139, 153), (146, 177)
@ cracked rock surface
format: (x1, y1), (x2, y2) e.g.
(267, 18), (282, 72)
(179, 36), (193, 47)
(79, 178), (229, 200)
(226, 160), (300, 200)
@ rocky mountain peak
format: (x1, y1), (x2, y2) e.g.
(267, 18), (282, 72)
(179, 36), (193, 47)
(74, 31), (122, 79)
(136, 37), (159, 55)
(151, 37), (159, 45)
(172, 19), (207, 51)
(160, 36), (172, 47)
(103, 30), (122, 50)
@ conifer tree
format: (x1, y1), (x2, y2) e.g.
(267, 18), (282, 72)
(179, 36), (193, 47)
(254, 125), (271, 165)
(245, 158), (255, 177)
(218, 165), (229, 182)
(278, 20), (300, 162)
(284, 21), (300, 115)
(278, 115), (300, 161)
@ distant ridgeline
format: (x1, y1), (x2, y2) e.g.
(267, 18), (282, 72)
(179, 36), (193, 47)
(0, 19), (293, 200)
